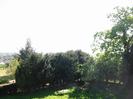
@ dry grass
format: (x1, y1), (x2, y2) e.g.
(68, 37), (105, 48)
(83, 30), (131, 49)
(0, 68), (7, 76)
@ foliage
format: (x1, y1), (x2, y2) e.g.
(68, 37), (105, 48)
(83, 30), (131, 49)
(15, 40), (89, 90)
(95, 53), (121, 82)
(81, 57), (96, 82)
(93, 7), (133, 84)
(82, 52), (122, 83)
(18, 39), (34, 62)
(50, 53), (74, 85)
(65, 50), (89, 81)
(15, 52), (46, 90)
(15, 41), (44, 89)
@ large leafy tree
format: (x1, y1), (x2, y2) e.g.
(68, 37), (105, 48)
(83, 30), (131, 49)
(108, 7), (133, 85)
(93, 31), (123, 81)
(94, 7), (133, 86)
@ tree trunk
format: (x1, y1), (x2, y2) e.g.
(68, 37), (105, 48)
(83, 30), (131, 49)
(126, 75), (133, 99)
(123, 47), (133, 99)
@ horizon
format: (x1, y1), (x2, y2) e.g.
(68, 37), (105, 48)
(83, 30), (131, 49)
(0, 0), (132, 54)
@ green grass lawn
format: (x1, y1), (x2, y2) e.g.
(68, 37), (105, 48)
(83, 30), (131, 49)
(1, 87), (118, 99)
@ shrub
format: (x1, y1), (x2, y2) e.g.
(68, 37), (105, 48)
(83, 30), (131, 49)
(15, 53), (47, 90)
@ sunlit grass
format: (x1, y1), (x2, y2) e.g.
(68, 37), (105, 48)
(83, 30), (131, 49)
(0, 68), (7, 76)
(0, 66), (15, 84)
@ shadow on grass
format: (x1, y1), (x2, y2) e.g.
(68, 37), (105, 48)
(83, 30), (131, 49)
(1, 88), (56, 99)
(0, 83), (122, 99)
(68, 88), (117, 99)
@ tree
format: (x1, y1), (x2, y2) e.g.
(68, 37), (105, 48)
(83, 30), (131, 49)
(65, 50), (89, 81)
(108, 7), (133, 86)
(96, 53), (121, 82)
(50, 53), (74, 86)
(82, 56), (96, 82)
(19, 39), (34, 61)
(94, 7), (133, 89)
(15, 40), (40, 91)
(15, 52), (48, 91)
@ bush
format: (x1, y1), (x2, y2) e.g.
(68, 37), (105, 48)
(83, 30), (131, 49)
(82, 53), (121, 83)
(15, 40), (91, 91)
(15, 53), (47, 90)
(50, 53), (74, 86)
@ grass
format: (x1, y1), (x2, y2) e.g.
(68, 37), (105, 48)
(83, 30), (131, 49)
(0, 68), (7, 76)
(0, 69), (121, 99)
(0, 87), (118, 99)
(0, 67), (15, 84)
(0, 68), (9, 84)
(0, 75), (14, 84)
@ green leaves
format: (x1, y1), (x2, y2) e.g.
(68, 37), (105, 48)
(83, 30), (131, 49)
(92, 6), (133, 84)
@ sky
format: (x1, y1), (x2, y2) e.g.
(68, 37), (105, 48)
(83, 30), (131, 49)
(0, 0), (132, 54)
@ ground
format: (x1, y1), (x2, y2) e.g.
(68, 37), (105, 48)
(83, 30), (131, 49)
(0, 67), (15, 84)
(0, 87), (118, 99)
(0, 68), (123, 99)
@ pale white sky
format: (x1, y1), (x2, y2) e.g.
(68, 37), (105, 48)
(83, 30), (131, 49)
(0, 0), (132, 54)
